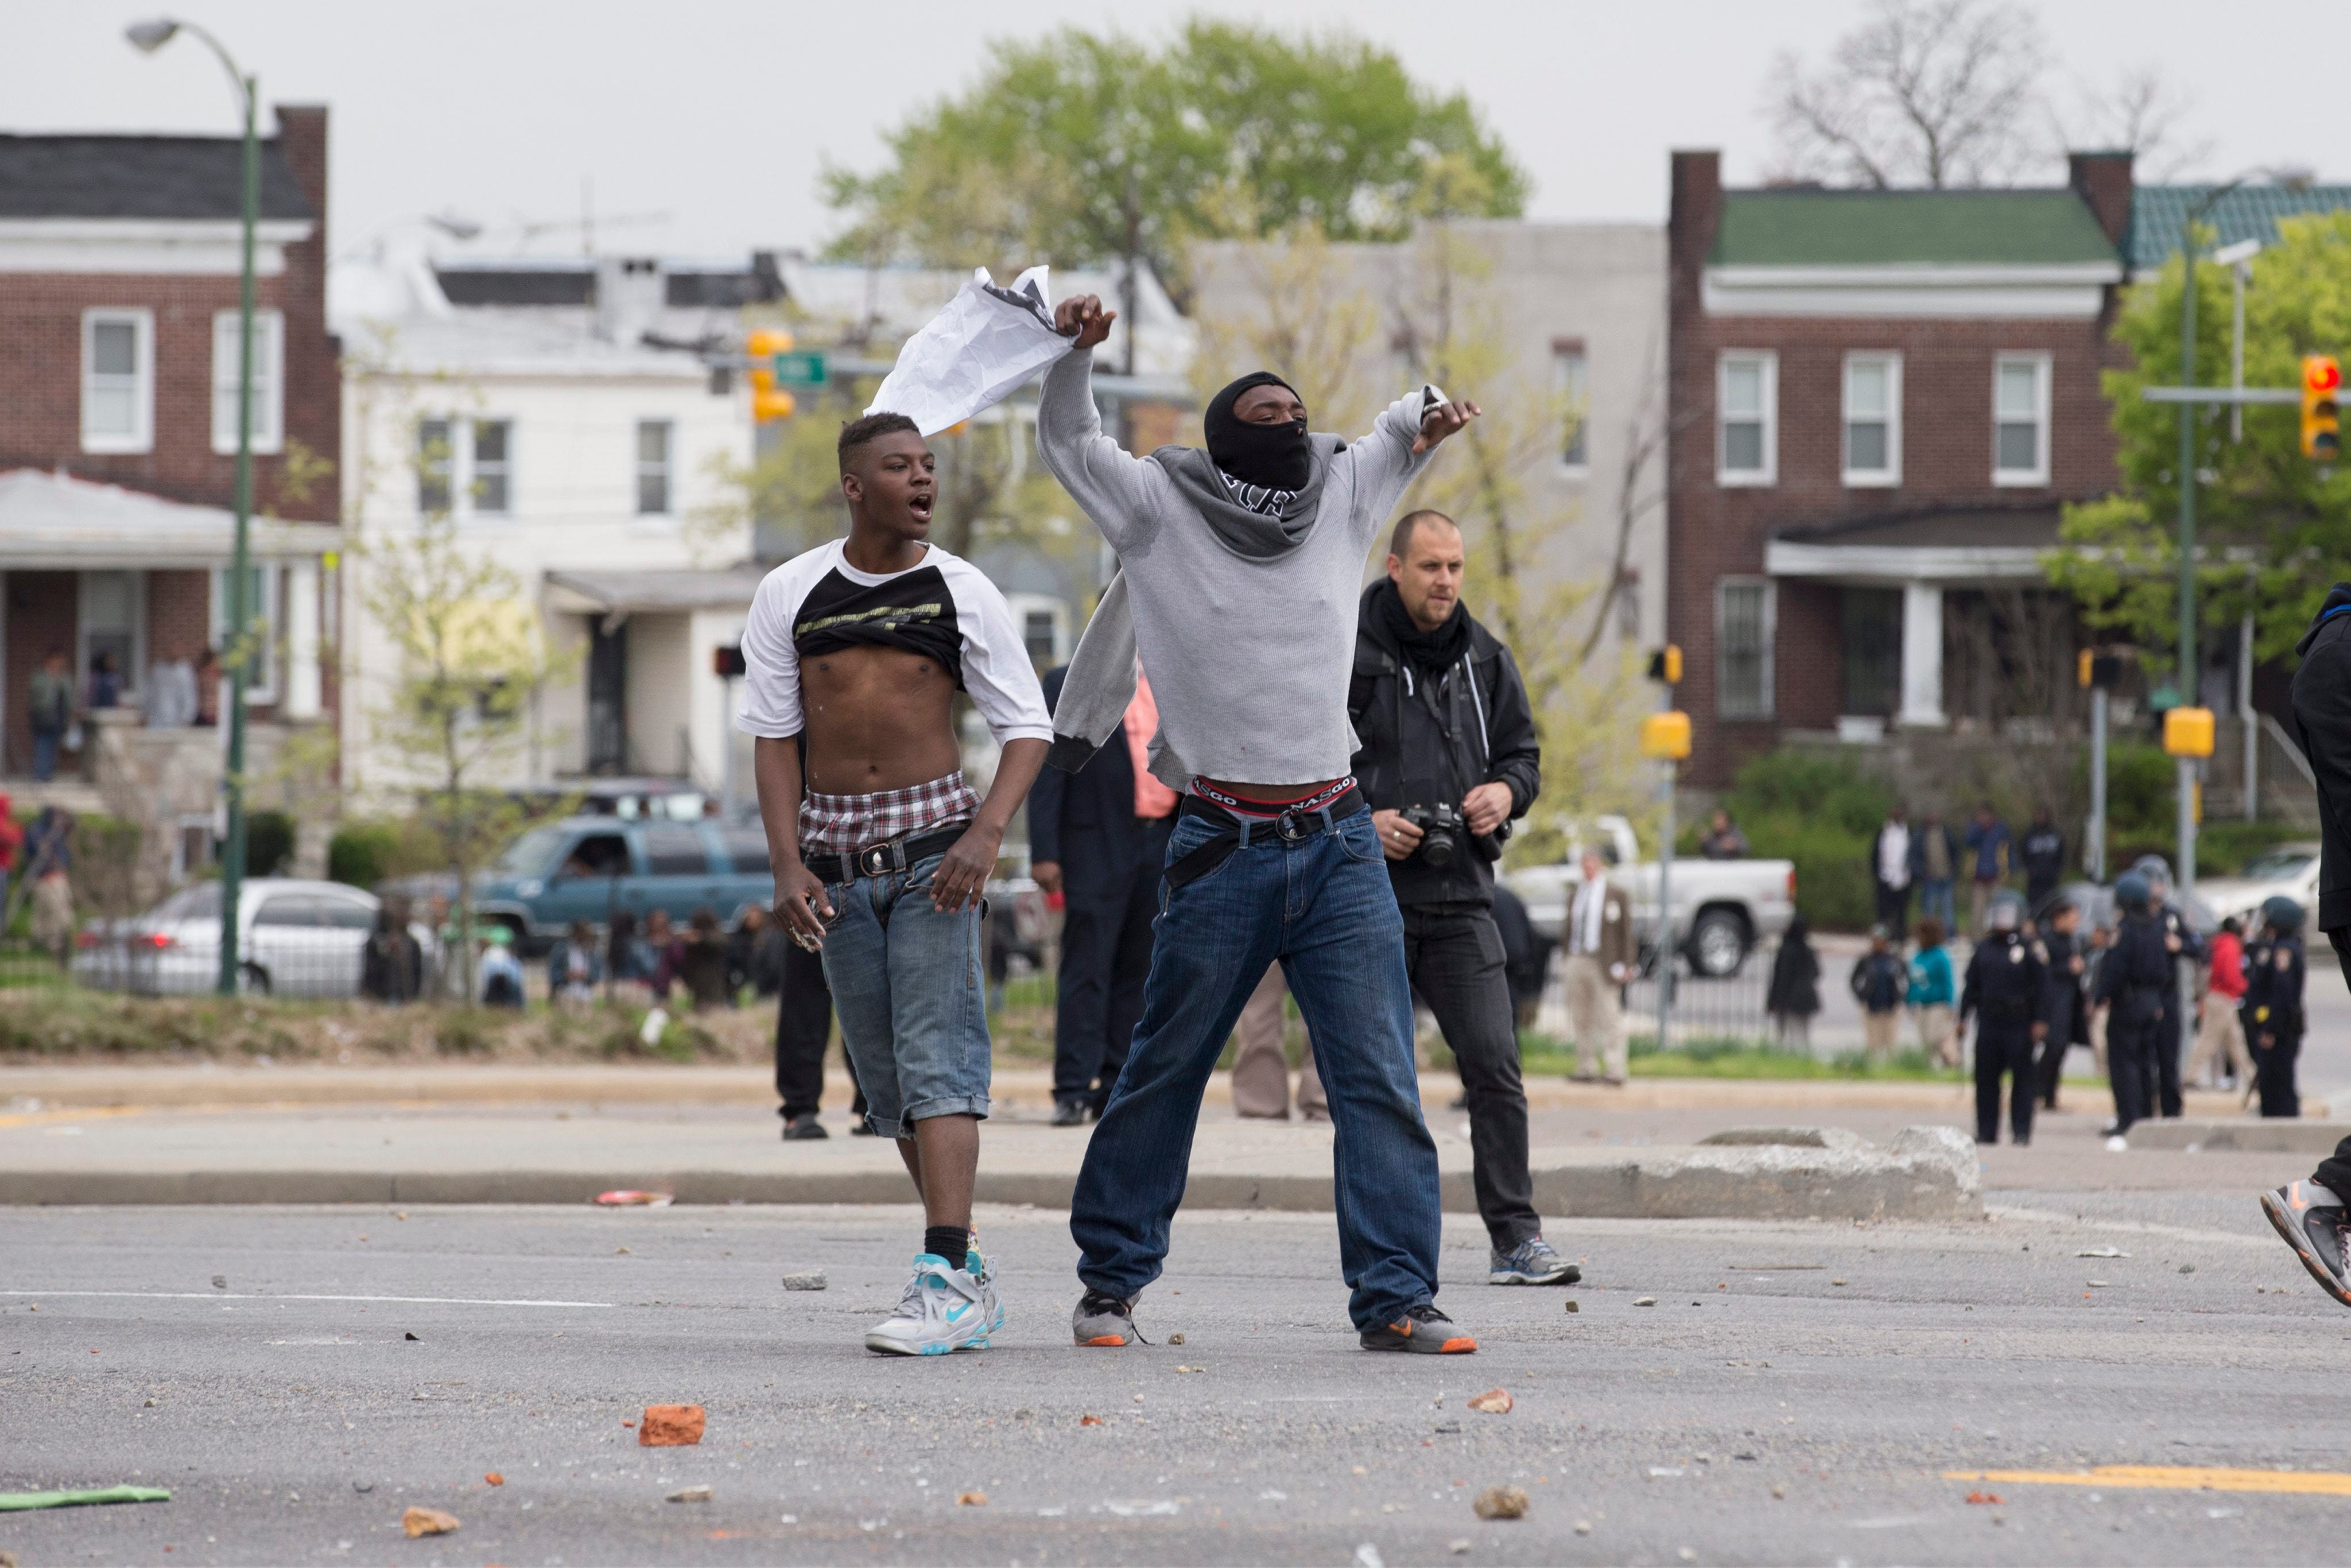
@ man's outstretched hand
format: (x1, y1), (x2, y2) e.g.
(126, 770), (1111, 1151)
(1055, 294), (1117, 351)
(1414, 397), (1483, 456)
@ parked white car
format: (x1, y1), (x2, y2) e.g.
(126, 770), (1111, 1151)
(72, 878), (410, 998)
(1502, 815), (1798, 977)
(2193, 841), (2321, 931)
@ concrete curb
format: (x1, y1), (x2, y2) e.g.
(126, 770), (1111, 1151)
(0, 1124), (1982, 1221)
(2126, 1117), (2351, 1153)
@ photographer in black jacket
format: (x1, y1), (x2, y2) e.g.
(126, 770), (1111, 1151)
(1349, 509), (1569, 1287)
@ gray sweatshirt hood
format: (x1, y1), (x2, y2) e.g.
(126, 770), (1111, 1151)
(1146, 437), (1346, 560)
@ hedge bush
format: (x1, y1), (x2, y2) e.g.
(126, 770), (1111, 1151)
(328, 820), (403, 889)
(1720, 749), (1895, 932)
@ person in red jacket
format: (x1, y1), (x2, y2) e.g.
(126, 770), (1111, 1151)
(2190, 915), (2252, 1091)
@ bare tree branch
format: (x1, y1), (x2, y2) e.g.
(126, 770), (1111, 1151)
(1765, 0), (2046, 188)
(2053, 63), (2217, 181)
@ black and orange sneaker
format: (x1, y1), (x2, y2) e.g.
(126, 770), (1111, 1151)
(2262, 1182), (2351, 1309)
(1360, 1303), (1477, 1354)
(1072, 1289), (1146, 1347)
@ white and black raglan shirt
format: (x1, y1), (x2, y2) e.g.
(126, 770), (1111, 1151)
(735, 538), (1052, 751)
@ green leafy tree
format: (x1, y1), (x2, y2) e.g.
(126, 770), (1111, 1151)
(2047, 212), (2351, 673)
(823, 19), (1527, 322)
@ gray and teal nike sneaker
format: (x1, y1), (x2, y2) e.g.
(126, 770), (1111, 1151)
(2262, 1182), (2351, 1309)
(864, 1253), (996, 1356)
(1489, 1237), (1581, 1286)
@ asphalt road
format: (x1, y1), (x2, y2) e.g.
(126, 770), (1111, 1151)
(7, 1189), (2351, 1567)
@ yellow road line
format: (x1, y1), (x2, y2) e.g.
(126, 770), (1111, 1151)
(1948, 1466), (2351, 1496)
(0, 1105), (149, 1131)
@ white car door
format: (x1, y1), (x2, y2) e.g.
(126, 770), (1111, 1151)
(315, 892), (379, 996)
(248, 893), (331, 996)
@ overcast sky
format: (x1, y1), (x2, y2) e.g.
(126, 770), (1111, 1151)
(6, 1), (2344, 263)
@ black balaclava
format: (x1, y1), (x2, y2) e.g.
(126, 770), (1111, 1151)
(1204, 372), (1311, 491)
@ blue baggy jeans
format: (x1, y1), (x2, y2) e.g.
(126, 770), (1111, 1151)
(1070, 805), (1443, 1332)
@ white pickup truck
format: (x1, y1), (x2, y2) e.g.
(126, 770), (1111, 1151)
(1502, 814), (1798, 977)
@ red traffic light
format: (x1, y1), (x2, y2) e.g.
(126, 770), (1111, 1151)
(2307, 356), (2342, 394)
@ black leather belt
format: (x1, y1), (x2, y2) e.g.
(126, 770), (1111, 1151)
(1166, 782), (1365, 891)
(805, 824), (968, 886)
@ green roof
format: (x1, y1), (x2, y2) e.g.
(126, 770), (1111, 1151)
(1711, 189), (2121, 267)
(2130, 184), (2351, 271)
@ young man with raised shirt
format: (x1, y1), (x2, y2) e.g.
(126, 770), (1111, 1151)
(739, 411), (1051, 1356)
(1035, 293), (1485, 1356)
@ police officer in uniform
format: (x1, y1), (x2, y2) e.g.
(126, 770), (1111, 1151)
(2135, 855), (2205, 1119)
(2035, 897), (2087, 1111)
(2095, 871), (2173, 1142)
(2245, 894), (2310, 1119)
(1960, 889), (2046, 1144)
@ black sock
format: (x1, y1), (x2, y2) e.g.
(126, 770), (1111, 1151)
(924, 1225), (971, 1265)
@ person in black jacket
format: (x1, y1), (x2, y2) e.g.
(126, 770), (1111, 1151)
(2035, 899), (2086, 1110)
(1961, 890), (2046, 1144)
(2263, 584), (2351, 1307)
(1027, 663), (1178, 1126)
(2135, 855), (2205, 1120)
(2094, 872), (2172, 1141)
(2245, 895), (2308, 1119)
(1349, 509), (1566, 1287)
(1765, 913), (1821, 1049)
(2020, 807), (2066, 906)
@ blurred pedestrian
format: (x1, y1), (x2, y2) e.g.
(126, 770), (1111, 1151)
(143, 644), (198, 729)
(2020, 806), (2066, 906)
(1961, 891), (2044, 1145)
(1907, 916), (1957, 1067)
(85, 650), (121, 711)
(477, 926), (525, 1008)
(1230, 965), (1324, 1120)
(2094, 872), (2171, 1143)
(2245, 897), (2308, 1119)
(2036, 899), (2087, 1109)
(730, 905), (786, 999)
(2136, 855), (2203, 1119)
(774, 934), (869, 1141)
(1489, 882), (1553, 1033)
(1698, 810), (1748, 861)
(1870, 804), (1914, 934)
(643, 907), (685, 1000)
(2189, 915), (2251, 1090)
(195, 646), (220, 727)
(28, 648), (72, 782)
(606, 908), (657, 990)
(2257, 581), (2351, 1304)
(546, 919), (603, 1006)
(1564, 847), (1632, 1085)
(1914, 809), (1960, 935)
(677, 907), (732, 1009)
(1849, 927), (1907, 1064)
(1765, 913), (1820, 1049)
(360, 895), (426, 1004)
(1027, 662), (1177, 1127)
(1965, 801), (2012, 934)
(0, 791), (19, 922)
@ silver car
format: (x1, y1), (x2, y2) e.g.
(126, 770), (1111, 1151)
(73, 878), (395, 998)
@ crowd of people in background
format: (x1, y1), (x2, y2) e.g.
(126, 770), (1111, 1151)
(15, 642), (220, 783)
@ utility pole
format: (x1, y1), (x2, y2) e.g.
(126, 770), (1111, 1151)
(2176, 207), (2201, 898)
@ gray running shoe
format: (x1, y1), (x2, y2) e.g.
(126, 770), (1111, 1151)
(1072, 1288), (1143, 1347)
(2262, 1182), (2351, 1309)
(1489, 1237), (1581, 1286)
(864, 1255), (994, 1356)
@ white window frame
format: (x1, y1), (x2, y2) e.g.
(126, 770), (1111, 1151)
(635, 418), (673, 516)
(1716, 351), (1777, 487)
(1715, 577), (1776, 721)
(1553, 343), (1590, 473)
(1992, 352), (2053, 487)
(210, 308), (285, 455)
(82, 308), (154, 454)
(210, 561), (280, 705)
(469, 417), (513, 517)
(1841, 351), (1902, 488)
(416, 417), (517, 521)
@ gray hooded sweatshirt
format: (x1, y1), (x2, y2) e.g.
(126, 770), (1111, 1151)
(1035, 348), (1434, 788)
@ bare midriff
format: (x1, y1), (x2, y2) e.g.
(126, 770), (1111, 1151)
(1198, 776), (1346, 804)
(800, 644), (963, 794)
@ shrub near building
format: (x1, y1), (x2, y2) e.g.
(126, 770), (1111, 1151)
(1718, 748), (1894, 933)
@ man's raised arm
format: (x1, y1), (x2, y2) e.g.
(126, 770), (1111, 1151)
(1034, 295), (1163, 553)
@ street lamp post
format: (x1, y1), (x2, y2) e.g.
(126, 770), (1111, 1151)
(129, 17), (258, 996)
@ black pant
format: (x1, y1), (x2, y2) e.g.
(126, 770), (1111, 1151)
(1053, 818), (1171, 1111)
(2311, 931), (2351, 1189)
(2256, 1026), (2302, 1118)
(774, 937), (863, 1122)
(2154, 983), (2186, 1118)
(2107, 1015), (2159, 1133)
(1974, 1022), (2035, 1143)
(1402, 904), (1537, 1250)
(2036, 993), (2074, 1108)
(1873, 882), (1911, 936)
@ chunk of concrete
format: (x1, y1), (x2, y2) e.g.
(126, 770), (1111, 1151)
(1530, 1124), (1980, 1222)
(1698, 1127), (1868, 1151)
(2126, 1119), (2351, 1152)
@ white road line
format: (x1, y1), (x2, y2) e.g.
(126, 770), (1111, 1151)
(0, 1289), (615, 1308)
(1987, 1205), (2271, 1250)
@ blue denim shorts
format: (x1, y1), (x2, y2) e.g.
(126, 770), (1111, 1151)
(818, 850), (992, 1139)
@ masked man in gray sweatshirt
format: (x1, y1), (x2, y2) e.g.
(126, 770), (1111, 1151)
(1038, 293), (1484, 1355)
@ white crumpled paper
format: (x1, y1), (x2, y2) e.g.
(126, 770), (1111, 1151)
(864, 265), (1069, 436)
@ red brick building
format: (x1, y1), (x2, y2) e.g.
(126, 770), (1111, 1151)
(0, 110), (340, 798)
(1665, 150), (2134, 787)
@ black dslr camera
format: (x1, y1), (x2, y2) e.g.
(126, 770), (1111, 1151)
(1402, 801), (1467, 868)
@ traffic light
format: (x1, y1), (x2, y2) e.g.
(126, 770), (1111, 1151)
(1647, 645), (1682, 685)
(713, 645), (746, 678)
(2302, 355), (2340, 460)
(747, 328), (796, 423)
(1639, 710), (1692, 760)
(2077, 649), (2121, 689)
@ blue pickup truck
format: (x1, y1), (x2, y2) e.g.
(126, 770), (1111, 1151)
(471, 816), (775, 950)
